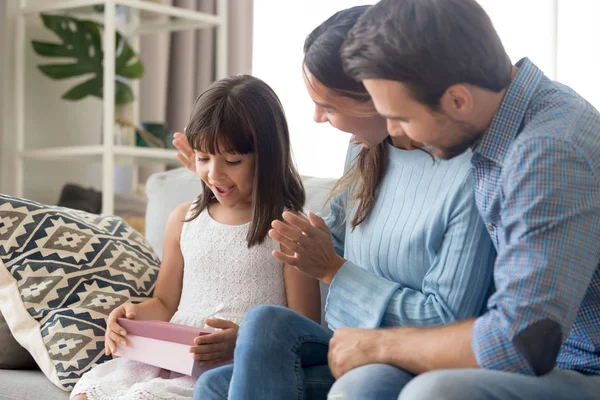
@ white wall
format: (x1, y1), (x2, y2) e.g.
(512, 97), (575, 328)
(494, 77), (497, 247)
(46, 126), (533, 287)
(1, 5), (103, 204)
(253, 0), (376, 179)
(555, 0), (600, 110)
(253, 0), (600, 179)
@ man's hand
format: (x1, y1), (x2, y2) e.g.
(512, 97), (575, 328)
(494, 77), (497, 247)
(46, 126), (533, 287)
(328, 328), (387, 379)
(329, 321), (479, 378)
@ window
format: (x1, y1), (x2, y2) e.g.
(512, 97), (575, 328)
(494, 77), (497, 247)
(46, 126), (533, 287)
(253, 0), (600, 178)
(253, 1), (375, 178)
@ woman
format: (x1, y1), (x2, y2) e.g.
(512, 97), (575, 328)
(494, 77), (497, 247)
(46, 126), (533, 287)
(176, 6), (495, 399)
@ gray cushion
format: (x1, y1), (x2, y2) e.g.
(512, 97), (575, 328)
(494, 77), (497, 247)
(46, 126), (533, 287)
(0, 369), (68, 400)
(0, 314), (35, 369)
(145, 168), (203, 260)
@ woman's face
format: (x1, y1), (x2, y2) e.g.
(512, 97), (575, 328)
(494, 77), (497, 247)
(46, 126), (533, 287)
(303, 68), (388, 149)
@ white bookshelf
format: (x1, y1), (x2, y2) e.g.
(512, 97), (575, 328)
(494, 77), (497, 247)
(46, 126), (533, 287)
(20, 145), (180, 164)
(14, 0), (228, 214)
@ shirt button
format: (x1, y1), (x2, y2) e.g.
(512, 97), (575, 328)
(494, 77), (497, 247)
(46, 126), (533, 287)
(488, 224), (495, 232)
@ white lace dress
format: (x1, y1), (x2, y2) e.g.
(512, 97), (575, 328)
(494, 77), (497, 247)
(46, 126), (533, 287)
(71, 208), (287, 400)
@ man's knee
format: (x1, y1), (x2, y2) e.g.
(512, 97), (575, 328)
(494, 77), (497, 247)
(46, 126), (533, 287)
(399, 370), (479, 400)
(328, 370), (374, 400)
(328, 364), (412, 400)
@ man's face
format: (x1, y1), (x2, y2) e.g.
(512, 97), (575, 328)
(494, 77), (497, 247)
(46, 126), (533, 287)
(363, 79), (482, 159)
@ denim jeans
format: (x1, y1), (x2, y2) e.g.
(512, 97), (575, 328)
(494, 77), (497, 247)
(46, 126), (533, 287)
(194, 305), (600, 400)
(397, 368), (600, 400)
(194, 305), (335, 400)
(328, 364), (600, 400)
(327, 363), (414, 400)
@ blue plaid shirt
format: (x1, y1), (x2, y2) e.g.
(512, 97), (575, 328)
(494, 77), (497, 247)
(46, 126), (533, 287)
(471, 58), (600, 376)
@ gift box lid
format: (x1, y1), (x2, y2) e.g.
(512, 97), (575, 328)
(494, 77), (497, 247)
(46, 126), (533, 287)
(117, 318), (215, 345)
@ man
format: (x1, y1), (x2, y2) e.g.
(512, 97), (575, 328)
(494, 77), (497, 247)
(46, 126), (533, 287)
(326, 0), (600, 399)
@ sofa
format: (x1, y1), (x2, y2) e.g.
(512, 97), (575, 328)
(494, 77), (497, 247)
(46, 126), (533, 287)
(0, 168), (336, 400)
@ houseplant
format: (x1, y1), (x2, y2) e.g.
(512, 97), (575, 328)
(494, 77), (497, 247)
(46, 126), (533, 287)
(31, 13), (172, 148)
(32, 13), (144, 106)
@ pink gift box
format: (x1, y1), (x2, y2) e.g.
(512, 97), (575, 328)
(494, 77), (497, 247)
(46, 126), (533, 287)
(113, 318), (228, 378)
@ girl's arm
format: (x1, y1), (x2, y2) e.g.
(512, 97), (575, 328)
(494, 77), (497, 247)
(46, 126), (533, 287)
(136, 201), (191, 320)
(283, 244), (322, 324)
(105, 201), (190, 353)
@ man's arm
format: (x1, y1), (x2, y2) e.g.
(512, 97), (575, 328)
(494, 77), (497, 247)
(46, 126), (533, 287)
(328, 321), (478, 378)
(382, 320), (478, 373)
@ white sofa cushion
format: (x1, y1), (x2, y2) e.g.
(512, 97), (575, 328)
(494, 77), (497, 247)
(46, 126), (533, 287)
(144, 168), (338, 326)
(145, 168), (337, 259)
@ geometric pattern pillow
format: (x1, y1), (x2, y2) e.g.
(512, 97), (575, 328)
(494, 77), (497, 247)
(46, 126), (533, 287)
(0, 194), (160, 391)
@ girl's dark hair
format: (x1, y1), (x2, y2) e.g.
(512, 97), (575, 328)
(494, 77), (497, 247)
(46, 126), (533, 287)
(304, 5), (388, 229)
(185, 74), (305, 247)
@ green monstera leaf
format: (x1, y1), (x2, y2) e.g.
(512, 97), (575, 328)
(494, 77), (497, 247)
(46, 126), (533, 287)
(32, 14), (144, 105)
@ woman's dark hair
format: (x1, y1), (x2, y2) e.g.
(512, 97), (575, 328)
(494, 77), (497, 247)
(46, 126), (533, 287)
(185, 74), (305, 247)
(304, 5), (388, 229)
(342, 0), (513, 108)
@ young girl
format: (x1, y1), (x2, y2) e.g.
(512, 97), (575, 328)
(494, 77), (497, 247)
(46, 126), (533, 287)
(71, 75), (321, 400)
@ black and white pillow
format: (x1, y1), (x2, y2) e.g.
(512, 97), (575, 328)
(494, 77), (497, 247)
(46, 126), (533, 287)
(0, 194), (160, 391)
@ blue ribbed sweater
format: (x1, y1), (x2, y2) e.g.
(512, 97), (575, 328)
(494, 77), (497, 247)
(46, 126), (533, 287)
(324, 142), (496, 330)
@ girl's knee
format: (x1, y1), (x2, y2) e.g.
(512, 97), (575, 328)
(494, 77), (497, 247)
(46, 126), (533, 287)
(194, 365), (233, 400)
(243, 305), (292, 326)
(239, 305), (299, 338)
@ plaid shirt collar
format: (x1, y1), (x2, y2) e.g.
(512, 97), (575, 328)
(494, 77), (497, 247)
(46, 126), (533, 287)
(473, 58), (544, 165)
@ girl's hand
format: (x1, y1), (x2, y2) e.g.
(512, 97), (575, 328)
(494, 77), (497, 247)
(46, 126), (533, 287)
(172, 132), (195, 173)
(105, 303), (138, 356)
(269, 211), (346, 284)
(190, 319), (239, 365)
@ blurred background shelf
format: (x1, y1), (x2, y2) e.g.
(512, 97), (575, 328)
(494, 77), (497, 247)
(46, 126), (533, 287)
(20, 0), (222, 34)
(14, 0), (228, 214)
(21, 145), (179, 164)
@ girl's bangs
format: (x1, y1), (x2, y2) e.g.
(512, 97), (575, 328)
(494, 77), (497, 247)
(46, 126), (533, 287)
(187, 100), (254, 155)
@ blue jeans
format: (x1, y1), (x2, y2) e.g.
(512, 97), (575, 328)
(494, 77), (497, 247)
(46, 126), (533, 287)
(327, 364), (414, 400)
(398, 368), (600, 400)
(194, 305), (336, 399)
(329, 365), (600, 400)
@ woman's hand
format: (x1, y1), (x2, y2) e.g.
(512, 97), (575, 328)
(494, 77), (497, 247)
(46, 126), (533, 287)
(269, 211), (346, 284)
(105, 303), (138, 355)
(172, 131), (195, 173)
(190, 319), (239, 365)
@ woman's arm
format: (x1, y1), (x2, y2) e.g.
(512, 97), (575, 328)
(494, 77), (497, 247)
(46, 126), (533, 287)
(283, 244), (322, 324)
(272, 171), (495, 330)
(325, 174), (496, 330)
(321, 142), (360, 255)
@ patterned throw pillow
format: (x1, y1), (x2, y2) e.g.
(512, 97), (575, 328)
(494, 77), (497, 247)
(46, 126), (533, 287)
(0, 194), (160, 391)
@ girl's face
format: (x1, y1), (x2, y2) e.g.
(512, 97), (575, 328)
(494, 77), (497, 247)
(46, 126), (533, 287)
(303, 68), (389, 148)
(195, 147), (256, 210)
